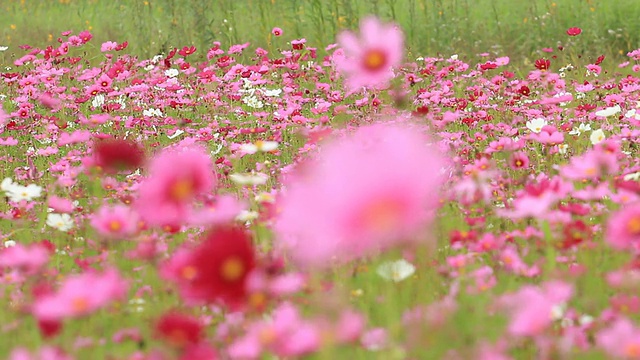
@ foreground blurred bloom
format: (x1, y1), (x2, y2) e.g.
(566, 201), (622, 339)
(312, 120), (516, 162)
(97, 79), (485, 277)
(136, 145), (215, 227)
(161, 226), (256, 308)
(9, 346), (71, 360)
(92, 138), (145, 174)
(32, 269), (128, 321)
(597, 318), (640, 359)
(335, 16), (404, 92)
(275, 123), (446, 268)
(606, 203), (640, 251)
(90, 204), (139, 239)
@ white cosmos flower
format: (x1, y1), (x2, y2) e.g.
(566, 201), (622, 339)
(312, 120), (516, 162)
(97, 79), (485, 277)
(2, 179), (42, 202)
(240, 140), (278, 154)
(242, 95), (264, 109)
(590, 129), (606, 145)
(4, 240), (16, 247)
(568, 123), (591, 136)
(595, 105), (621, 117)
(143, 108), (163, 117)
(164, 68), (179, 78)
(623, 172), (640, 181)
(92, 94), (105, 108)
(46, 213), (74, 231)
(526, 118), (547, 133)
(376, 259), (416, 283)
(167, 129), (184, 139)
(229, 173), (269, 186)
(1, 178), (15, 192)
(0, 46), (8, 52)
(558, 143), (569, 155)
(262, 88), (282, 97)
(235, 210), (259, 222)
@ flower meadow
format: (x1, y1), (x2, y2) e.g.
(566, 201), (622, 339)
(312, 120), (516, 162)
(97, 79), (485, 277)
(2, 16), (640, 360)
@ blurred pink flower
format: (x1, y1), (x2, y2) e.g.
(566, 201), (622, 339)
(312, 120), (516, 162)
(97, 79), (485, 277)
(0, 243), (50, 275)
(606, 203), (640, 251)
(136, 145), (216, 227)
(90, 204), (140, 239)
(335, 16), (404, 92)
(275, 123), (446, 268)
(500, 280), (573, 337)
(32, 268), (128, 321)
(597, 318), (640, 359)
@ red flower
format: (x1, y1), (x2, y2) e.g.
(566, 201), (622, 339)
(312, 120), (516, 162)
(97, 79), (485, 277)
(179, 46), (197, 57)
(155, 312), (203, 348)
(162, 226), (256, 308)
(566, 27), (582, 36)
(534, 58), (551, 71)
(93, 138), (145, 174)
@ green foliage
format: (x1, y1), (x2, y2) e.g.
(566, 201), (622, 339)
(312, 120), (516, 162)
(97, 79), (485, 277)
(1, 0), (640, 62)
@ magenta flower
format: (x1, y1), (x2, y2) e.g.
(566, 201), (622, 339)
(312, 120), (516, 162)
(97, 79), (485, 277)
(275, 123), (446, 268)
(335, 16), (404, 92)
(606, 203), (640, 251)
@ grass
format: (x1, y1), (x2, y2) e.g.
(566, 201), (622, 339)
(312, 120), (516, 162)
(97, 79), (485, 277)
(2, 0), (640, 63)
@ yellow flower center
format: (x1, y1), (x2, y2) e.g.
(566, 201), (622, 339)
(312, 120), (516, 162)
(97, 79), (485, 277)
(72, 297), (89, 313)
(109, 220), (122, 232)
(181, 266), (198, 280)
(625, 343), (640, 358)
(361, 199), (402, 234)
(363, 49), (387, 71)
(221, 257), (245, 281)
(628, 216), (640, 236)
(170, 179), (194, 201)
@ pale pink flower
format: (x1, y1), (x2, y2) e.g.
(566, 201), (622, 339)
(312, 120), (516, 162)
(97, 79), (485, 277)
(90, 204), (139, 239)
(32, 268), (128, 321)
(275, 123), (446, 268)
(335, 16), (404, 92)
(100, 41), (117, 52)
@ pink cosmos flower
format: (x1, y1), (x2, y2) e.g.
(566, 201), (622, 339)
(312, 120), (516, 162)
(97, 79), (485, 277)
(335, 16), (404, 92)
(32, 268), (128, 321)
(597, 318), (640, 359)
(0, 243), (50, 275)
(9, 346), (72, 360)
(606, 203), (640, 251)
(47, 196), (75, 213)
(500, 280), (573, 337)
(90, 204), (140, 239)
(274, 123), (446, 268)
(136, 145), (216, 227)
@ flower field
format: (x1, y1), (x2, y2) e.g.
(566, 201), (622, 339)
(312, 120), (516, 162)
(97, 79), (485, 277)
(1, 12), (640, 360)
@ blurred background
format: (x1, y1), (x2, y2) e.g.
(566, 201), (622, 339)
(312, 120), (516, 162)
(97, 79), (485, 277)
(1, 0), (639, 62)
